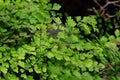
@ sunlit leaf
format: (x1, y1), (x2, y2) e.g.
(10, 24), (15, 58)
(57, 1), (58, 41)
(100, 36), (108, 44)
(34, 65), (41, 73)
(54, 17), (62, 24)
(57, 32), (65, 39)
(26, 76), (34, 80)
(0, 66), (8, 74)
(73, 70), (81, 79)
(115, 29), (120, 37)
(17, 47), (26, 59)
(84, 59), (93, 68)
(42, 67), (47, 73)
(46, 52), (54, 58)
(18, 61), (25, 68)
(52, 3), (61, 10)
(64, 55), (70, 61)
(69, 35), (79, 42)
(21, 74), (27, 79)
(66, 17), (76, 27)
(22, 44), (35, 52)
(55, 54), (63, 60)
(8, 74), (19, 80)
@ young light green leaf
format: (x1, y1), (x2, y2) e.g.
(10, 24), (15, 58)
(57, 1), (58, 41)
(55, 54), (63, 60)
(73, 70), (81, 79)
(115, 29), (120, 37)
(26, 76), (34, 80)
(52, 3), (61, 10)
(22, 44), (35, 52)
(42, 67), (47, 73)
(8, 74), (19, 80)
(46, 52), (54, 58)
(34, 65), (41, 73)
(75, 16), (81, 22)
(100, 36), (108, 44)
(79, 54), (86, 60)
(64, 55), (70, 61)
(57, 32), (65, 39)
(0, 66), (8, 74)
(18, 61), (25, 68)
(27, 52), (36, 56)
(29, 68), (33, 73)
(20, 69), (24, 73)
(48, 65), (61, 74)
(84, 59), (93, 68)
(82, 24), (91, 35)
(17, 47), (26, 59)
(54, 17), (62, 24)
(21, 74), (27, 79)
(70, 35), (79, 42)
(98, 63), (105, 69)
(66, 17), (76, 27)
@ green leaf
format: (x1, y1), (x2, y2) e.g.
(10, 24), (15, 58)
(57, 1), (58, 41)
(0, 0), (3, 3)
(27, 52), (36, 55)
(29, 17), (37, 24)
(42, 67), (47, 73)
(20, 69), (24, 73)
(73, 70), (81, 79)
(21, 74), (27, 79)
(10, 59), (18, 73)
(22, 45), (36, 55)
(50, 73), (57, 79)
(18, 61), (25, 68)
(29, 25), (36, 33)
(43, 11), (50, 19)
(76, 42), (84, 51)
(57, 32), (66, 39)
(39, 0), (50, 4)
(55, 54), (63, 60)
(66, 17), (76, 27)
(37, 14), (45, 23)
(26, 76), (34, 80)
(109, 35), (115, 41)
(52, 3), (61, 10)
(82, 72), (93, 80)
(75, 16), (81, 22)
(49, 65), (61, 75)
(93, 62), (99, 72)
(105, 42), (116, 48)
(64, 55), (70, 61)
(22, 45), (35, 52)
(79, 54), (86, 60)
(98, 63), (105, 69)
(34, 65), (41, 73)
(2, 62), (9, 68)
(8, 74), (19, 80)
(69, 35), (79, 42)
(0, 66), (8, 74)
(82, 24), (91, 35)
(0, 53), (2, 58)
(54, 17), (62, 24)
(115, 29), (120, 37)
(84, 59), (93, 68)
(29, 68), (33, 73)
(17, 47), (26, 59)
(84, 43), (93, 50)
(100, 36), (108, 44)
(46, 52), (54, 59)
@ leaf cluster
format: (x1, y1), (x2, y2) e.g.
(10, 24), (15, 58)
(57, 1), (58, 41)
(0, 0), (120, 80)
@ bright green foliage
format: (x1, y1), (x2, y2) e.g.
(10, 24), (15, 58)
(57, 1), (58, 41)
(77, 16), (98, 35)
(0, 0), (120, 80)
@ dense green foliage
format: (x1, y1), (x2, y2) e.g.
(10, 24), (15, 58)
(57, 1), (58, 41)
(0, 0), (120, 80)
